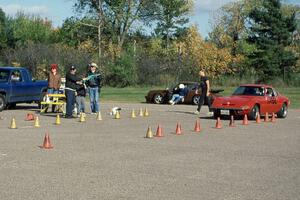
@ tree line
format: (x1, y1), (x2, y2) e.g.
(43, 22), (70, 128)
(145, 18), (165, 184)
(0, 0), (299, 87)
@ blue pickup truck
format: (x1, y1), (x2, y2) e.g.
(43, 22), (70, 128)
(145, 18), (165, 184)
(0, 67), (48, 111)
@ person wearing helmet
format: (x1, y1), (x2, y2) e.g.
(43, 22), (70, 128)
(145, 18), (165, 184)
(169, 84), (188, 105)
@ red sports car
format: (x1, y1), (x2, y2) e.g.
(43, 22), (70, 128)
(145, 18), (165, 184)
(211, 84), (290, 119)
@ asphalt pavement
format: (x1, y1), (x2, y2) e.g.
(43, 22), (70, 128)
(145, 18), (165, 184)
(0, 103), (299, 200)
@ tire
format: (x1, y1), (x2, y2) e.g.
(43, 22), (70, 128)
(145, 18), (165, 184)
(0, 94), (6, 112)
(192, 96), (200, 105)
(213, 109), (221, 119)
(153, 93), (163, 104)
(249, 104), (259, 120)
(277, 103), (288, 118)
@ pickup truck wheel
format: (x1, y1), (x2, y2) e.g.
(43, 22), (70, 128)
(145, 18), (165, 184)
(0, 94), (6, 112)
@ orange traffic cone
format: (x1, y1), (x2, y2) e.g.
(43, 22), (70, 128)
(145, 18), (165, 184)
(40, 133), (53, 149)
(256, 113), (261, 124)
(215, 117), (222, 129)
(242, 114), (249, 125)
(194, 120), (201, 132)
(155, 124), (163, 137)
(25, 113), (35, 121)
(175, 122), (182, 135)
(264, 112), (269, 122)
(271, 112), (276, 123)
(229, 115), (235, 127)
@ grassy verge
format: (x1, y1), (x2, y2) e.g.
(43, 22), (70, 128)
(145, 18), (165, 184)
(100, 86), (300, 109)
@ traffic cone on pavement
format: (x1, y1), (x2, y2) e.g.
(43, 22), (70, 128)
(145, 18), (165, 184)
(40, 133), (53, 149)
(145, 126), (153, 138)
(271, 112), (276, 123)
(229, 115), (235, 127)
(25, 113), (35, 121)
(115, 110), (121, 119)
(139, 108), (144, 117)
(264, 112), (269, 122)
(194, 120), (201, 132)
(215, 117), (222, 129)
(131, 109), (136, 118)
(144, 108), (149, 117)
(79, 112), (86, 122)
(175, 122), (182, 135)
(34, 116), (40, 127)
(242, 114), (249, 125)
(55, 114), (61, 125)
(96, 111), (102, 121)
(10, 117), (17, 129)
(155, 124), (163, 137)
(256, 113), (261, 124)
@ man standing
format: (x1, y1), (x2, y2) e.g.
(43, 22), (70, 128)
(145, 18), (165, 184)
(195, 70), (213, 116)
(86, 63), (101, 114)
(65, 66), (82, 118)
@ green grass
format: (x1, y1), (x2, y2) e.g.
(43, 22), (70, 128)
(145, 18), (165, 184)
(100, 86), (300, 109)
(100, 87), (152, 103)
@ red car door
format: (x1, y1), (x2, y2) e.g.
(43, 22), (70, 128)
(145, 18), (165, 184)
(264, 87), (278, 114)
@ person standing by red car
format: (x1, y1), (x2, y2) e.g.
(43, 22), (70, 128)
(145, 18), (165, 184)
(195, 70), (213, 116)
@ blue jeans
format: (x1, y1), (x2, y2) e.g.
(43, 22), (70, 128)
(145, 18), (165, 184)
(170, 94), (184, 104)
(65, 89), (75, 117)
(47, 88), (59, 94)
(89, 87), (100, 113)
(76, 96), (86, 113)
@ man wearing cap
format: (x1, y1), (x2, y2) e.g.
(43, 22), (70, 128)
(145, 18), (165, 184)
(65, 66), (83, 118)
(86, 62), (102, 114)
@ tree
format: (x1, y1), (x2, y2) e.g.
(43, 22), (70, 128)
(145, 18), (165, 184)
(75, 0), (104, 60)
(181, 26), (234, 78)
(247, 0), (297, 81)
(74, 0), (156, 60)
(153, 0), (192, 48)
(5, 13), (53, 48)
(0, 8), (7, 51)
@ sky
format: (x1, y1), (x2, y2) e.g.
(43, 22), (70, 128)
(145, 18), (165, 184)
(0, 0), (299, 38)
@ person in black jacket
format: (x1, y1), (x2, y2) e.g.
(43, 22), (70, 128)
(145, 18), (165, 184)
(195, 70), (213, 116)
(86, 63), (101, 114)
(65, 66), (83, 118)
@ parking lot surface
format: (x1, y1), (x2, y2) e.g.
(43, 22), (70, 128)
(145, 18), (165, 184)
(0, 103), (299, 200)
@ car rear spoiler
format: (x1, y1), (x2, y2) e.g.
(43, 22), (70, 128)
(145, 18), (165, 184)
(210, 89), (224, 94)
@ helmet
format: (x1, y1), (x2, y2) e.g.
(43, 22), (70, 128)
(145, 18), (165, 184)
(179, 84), (184, 89)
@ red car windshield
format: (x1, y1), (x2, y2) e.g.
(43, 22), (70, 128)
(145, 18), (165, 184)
(232, 86), (264, 96)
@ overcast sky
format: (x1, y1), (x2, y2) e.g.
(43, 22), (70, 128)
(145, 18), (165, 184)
(0, 0), (299, 37)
